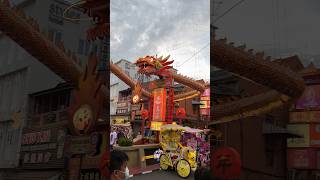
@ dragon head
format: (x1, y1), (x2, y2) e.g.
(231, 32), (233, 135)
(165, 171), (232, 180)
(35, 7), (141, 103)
(135, 55), (174, 76)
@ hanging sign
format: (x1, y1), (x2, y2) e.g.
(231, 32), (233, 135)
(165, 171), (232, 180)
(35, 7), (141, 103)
(150, 121), (164, 131)
(152, 88), (166, 121)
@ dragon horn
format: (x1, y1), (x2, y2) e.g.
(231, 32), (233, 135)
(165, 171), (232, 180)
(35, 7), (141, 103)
(162, 61), (174, 66)
(163, 55), (170, 61)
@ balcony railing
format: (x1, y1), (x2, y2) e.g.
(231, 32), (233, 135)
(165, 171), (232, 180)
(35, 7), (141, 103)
(27, 109), (69, 127)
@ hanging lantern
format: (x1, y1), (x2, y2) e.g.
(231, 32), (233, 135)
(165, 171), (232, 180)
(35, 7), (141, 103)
(176, 108), (186, 118)
(176, 108), (186, 125)
(148, 81), (157, 90)
(132, 94), (140, 104)
(141, 109), (149, 120)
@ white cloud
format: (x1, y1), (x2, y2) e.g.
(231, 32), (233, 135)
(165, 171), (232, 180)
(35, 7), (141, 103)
(110, 0), (210, 80)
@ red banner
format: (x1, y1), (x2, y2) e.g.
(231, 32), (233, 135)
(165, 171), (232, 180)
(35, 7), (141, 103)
(287, 149), (317, 169)
(152, 88), (166, 121)
(290, 111), (320, 123)
(310, 124), (320, 147)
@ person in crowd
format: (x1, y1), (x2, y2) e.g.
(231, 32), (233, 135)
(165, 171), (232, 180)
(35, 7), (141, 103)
(117, 130), (125, 139)
(110, 129), (118, 149)
(194, 167), (216, 180)
(110, 150), (130, 180)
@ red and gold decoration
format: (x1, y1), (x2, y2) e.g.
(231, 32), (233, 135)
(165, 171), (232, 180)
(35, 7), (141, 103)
(141, 109), (149, 120)
(68, 55), (103, 135)
(211, 146), (241, 179)
(152, 88), (167, 122)
(176, 108), (186, 125)
(132, 82), (142, 104)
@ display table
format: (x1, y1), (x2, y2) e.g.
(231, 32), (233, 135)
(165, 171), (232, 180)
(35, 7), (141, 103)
(113, 144), (160, 169)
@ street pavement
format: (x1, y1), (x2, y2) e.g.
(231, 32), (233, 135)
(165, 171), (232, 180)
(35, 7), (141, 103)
(130, 169), (195, 180)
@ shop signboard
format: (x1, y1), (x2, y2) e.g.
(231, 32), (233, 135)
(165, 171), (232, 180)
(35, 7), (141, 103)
(152, 88), (166, 121)
(20, 128), (66, 168)
(116, 108), (128, 114)
(290, 111), (320, 123)
(150, 122), (164, 131)
(296, 85), (320, 110)
(310, 124), (320, 147)
(287, 149), (317, 169)
(201, 96), (210, 101)
(202, 88), (210, 96)
(65, 133), (102, 156)
(200, 88), (210, 115)
(287, 124), (310, 148)
(200, 109), (210, 116)
(48, 0), (81, 25)
(114, 118), (124, 124)
(22, 130), (51, 145)
(117, 102), (128, 108)
(200, 101), (209, 109)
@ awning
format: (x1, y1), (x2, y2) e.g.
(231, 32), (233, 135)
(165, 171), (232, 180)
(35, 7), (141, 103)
(262, 123), (303, 138)
(3, 170), (63, 180)
(192, 101), (204, 105)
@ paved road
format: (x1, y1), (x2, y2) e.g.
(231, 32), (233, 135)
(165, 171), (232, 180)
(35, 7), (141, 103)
(131, 169), (194, 180)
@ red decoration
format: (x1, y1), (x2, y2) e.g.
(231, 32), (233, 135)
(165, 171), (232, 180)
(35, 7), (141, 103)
(148, 81), (157, 90)
(99, 150), (110, 177)
(176, 108), (186, 125)
(141, 109), (149, 120)
(176, 108), (186, 118)
(211, 146), (241, 179)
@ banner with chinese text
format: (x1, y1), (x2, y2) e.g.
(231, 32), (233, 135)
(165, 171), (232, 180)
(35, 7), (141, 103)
(152, 88), (166, 121)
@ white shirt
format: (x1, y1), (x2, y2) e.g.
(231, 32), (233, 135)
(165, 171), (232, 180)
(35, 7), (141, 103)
(110, 131), (117, 145)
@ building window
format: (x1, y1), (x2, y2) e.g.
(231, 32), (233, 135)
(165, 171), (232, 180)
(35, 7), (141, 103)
(125, 63), (130, 69)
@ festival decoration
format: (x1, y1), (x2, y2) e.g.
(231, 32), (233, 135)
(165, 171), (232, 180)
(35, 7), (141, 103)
(212, 146), (241, 179)
(68, 55), (103, 135)
(141, 109), (149, 120)
(0, 1), (306, 124)
(176, 108), (186, 125)
(132, 82), (142, 104)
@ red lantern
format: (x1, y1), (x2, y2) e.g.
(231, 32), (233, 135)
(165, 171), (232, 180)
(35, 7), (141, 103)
(176, 108), (186, 118)
(176, 108), (186, 125)
(141, 109), (149, 120)
(212, 146), (241, 179)
(148, 81), (157, 90)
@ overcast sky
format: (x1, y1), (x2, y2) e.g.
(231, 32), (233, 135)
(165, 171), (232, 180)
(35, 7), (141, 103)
(213, 0), (320, 66)
(111, 0), (210, 81)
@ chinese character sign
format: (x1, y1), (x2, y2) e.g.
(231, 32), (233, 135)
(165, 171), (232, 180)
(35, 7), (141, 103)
(200, 88), (210, 115)
(212, 146), (241, 179)
(152, 88), (166, 121)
